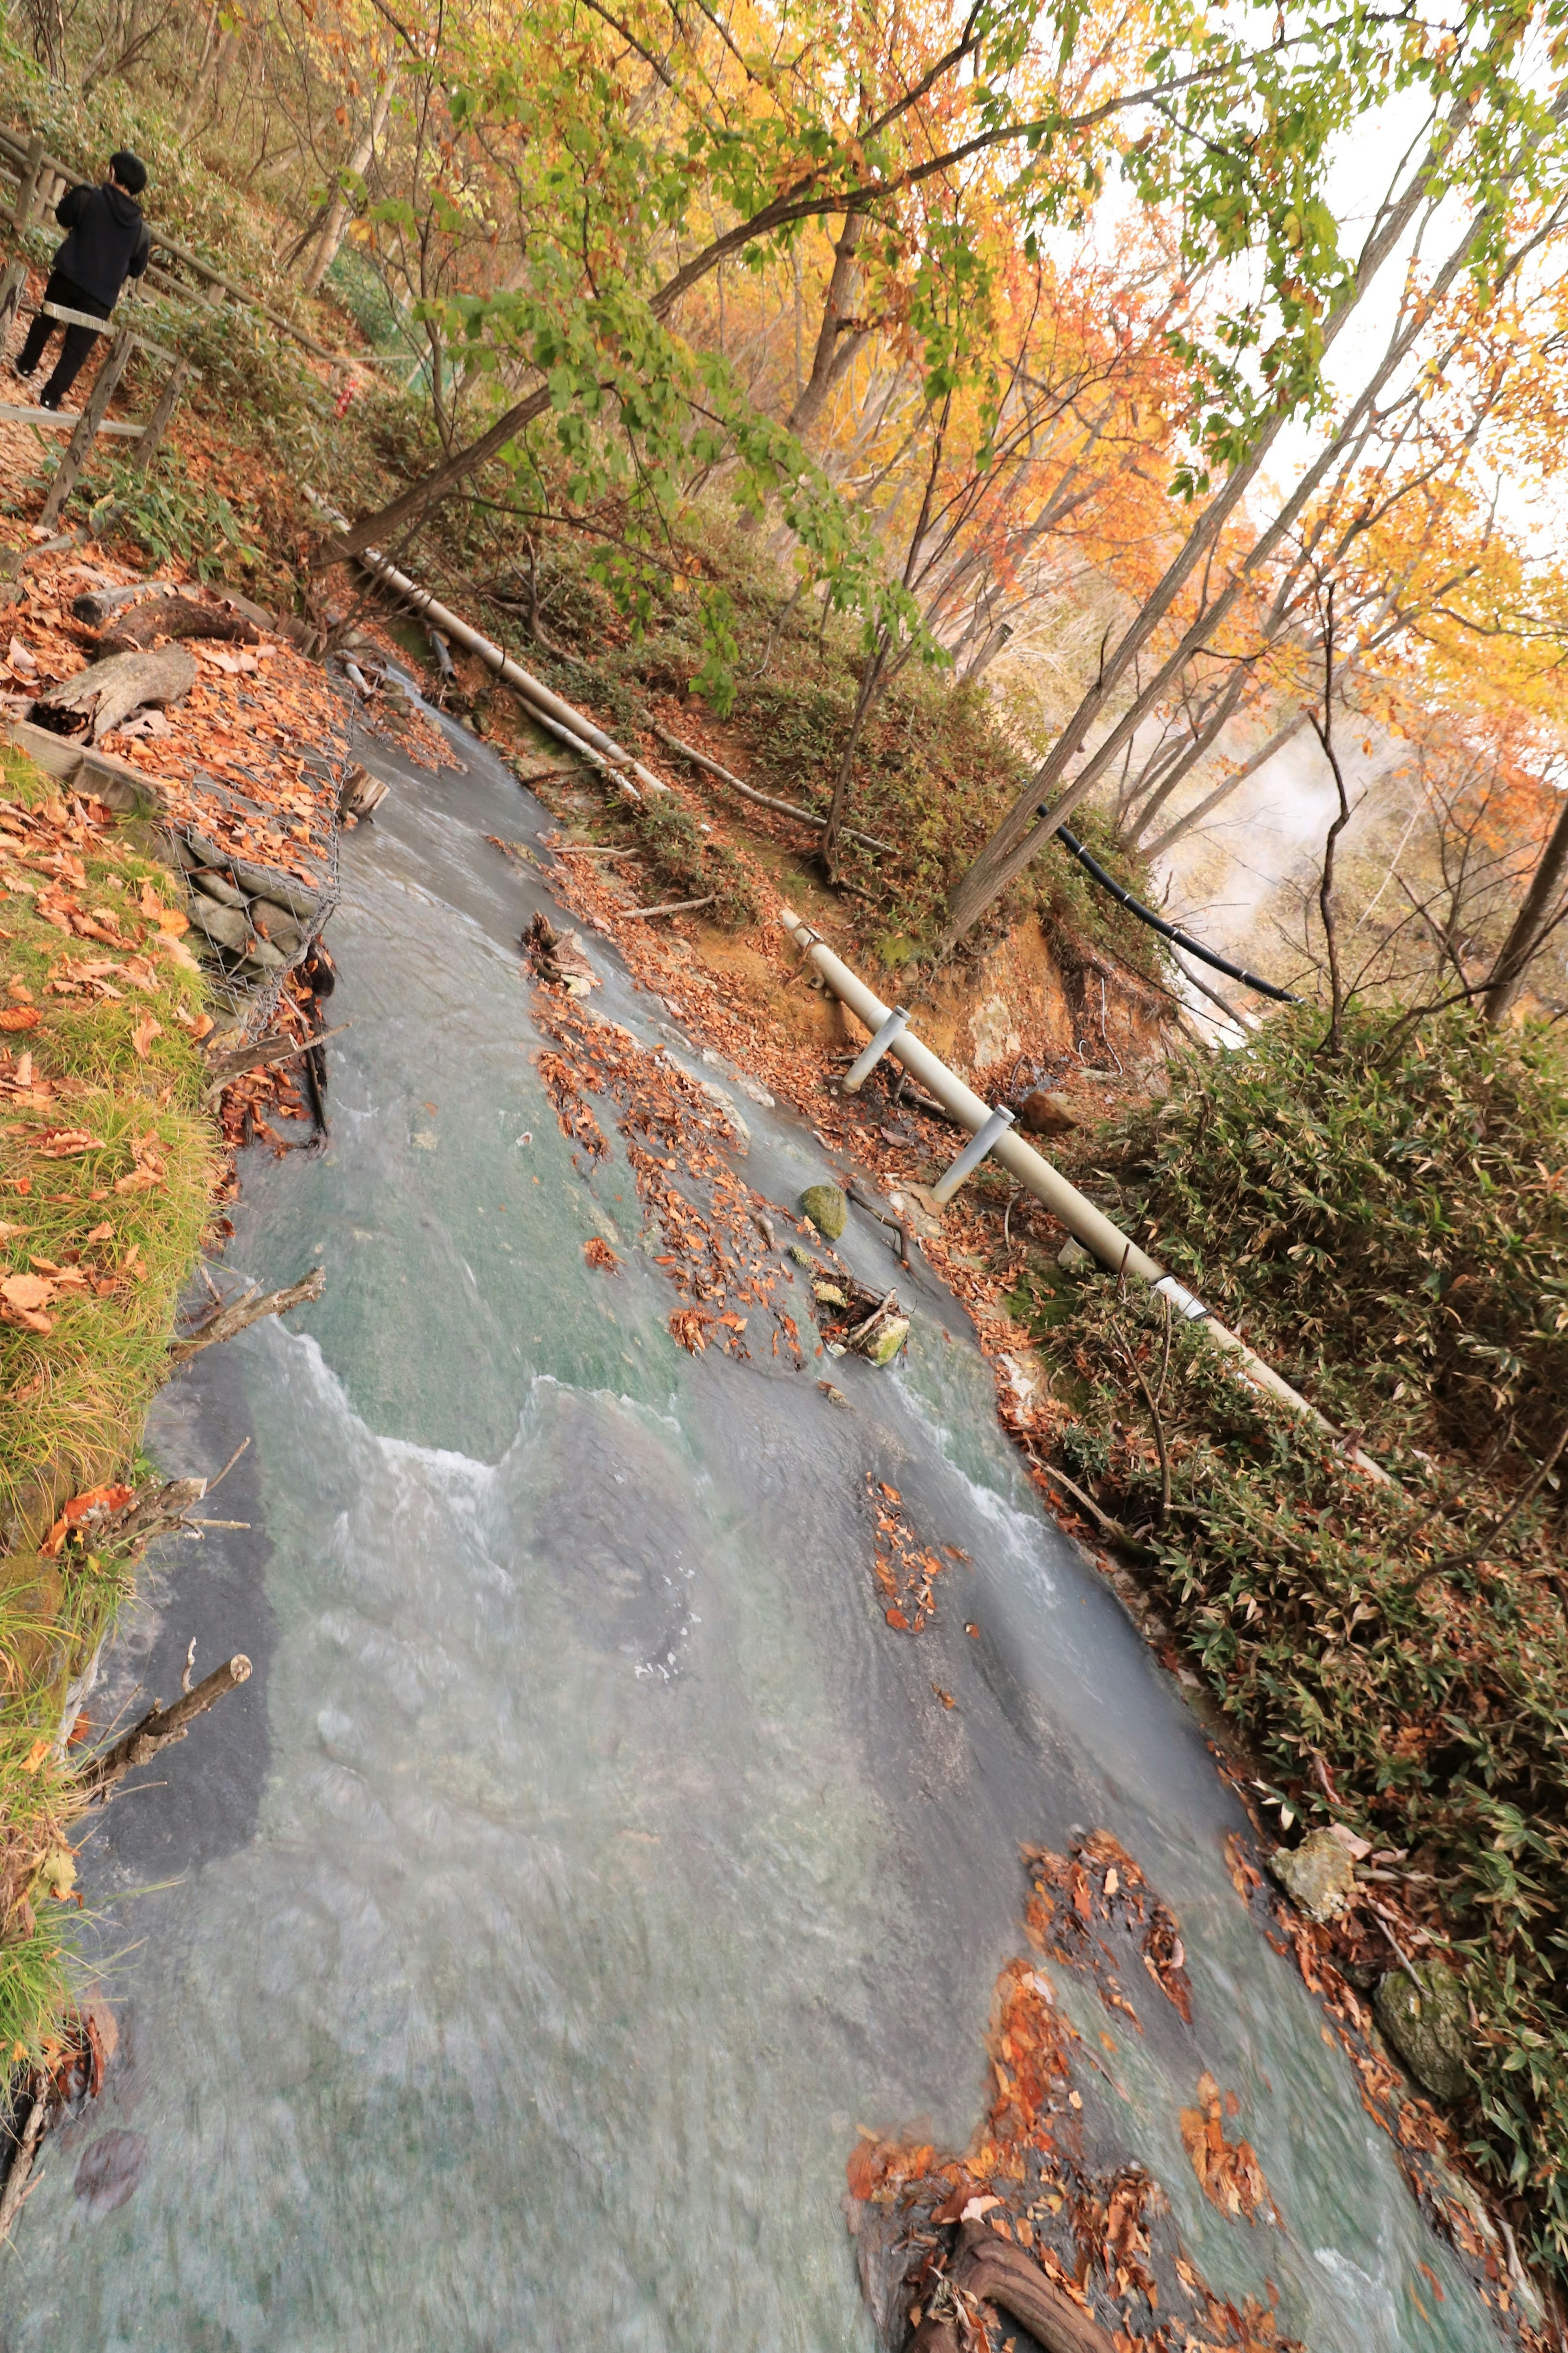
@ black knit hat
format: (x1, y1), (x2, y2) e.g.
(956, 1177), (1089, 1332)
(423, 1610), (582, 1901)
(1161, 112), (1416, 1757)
(109, 150), (147, 195)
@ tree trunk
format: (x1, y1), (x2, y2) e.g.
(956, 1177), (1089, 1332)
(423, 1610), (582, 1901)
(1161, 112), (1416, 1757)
(1481, 790), (1568, 1024)
(786, 212), (864, 438)
(177, 20), (240, 137)
(936, 147), (1495, 952)
(303, 78), (395, 294)
(821, 637), (887, 872)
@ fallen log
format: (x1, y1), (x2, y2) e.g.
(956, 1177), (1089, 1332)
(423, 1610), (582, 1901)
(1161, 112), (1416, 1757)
(69, 578), (176, 627)
(913, 2221), (1117, 2353)
(96, 595), (259, 653)
(75, 1654), (252, 1802)
(167, 1266), (325, 1367)
(29, 645), (197, 742)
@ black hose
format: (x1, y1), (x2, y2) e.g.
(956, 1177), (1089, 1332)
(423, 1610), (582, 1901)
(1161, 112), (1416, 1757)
(1055, 826), (1300, 1004)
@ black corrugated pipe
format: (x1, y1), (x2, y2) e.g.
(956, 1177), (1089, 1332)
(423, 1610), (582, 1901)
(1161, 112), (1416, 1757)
(1055, 825), (1301, 1004)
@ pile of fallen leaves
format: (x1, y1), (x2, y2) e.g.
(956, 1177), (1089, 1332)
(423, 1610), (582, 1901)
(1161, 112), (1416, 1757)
(526, 947), (808, 1369)
(1025, 1830), (1194, 2030)
(848, 1834), (1303, 2353)
(866, 1475), (963, 1636)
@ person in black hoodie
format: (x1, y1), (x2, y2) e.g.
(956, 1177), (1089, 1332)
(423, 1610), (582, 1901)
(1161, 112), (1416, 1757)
(11, 149), (151, 410)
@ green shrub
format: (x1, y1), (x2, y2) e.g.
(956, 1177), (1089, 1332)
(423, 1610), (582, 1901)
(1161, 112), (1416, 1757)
(1013, 1003), (1568, 2275)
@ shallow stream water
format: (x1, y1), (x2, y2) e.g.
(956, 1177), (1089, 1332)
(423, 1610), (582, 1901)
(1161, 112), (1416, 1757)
(1, 716), (1502, 2350)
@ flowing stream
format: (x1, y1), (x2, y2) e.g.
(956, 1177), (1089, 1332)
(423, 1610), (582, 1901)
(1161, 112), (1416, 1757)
(1, 714), (1502, 2351)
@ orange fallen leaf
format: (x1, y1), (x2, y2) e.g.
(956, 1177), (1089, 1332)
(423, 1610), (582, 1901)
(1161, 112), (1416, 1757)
(1179, 2071), (1274, 2222)
(583, 1237), (619, 1271)
(1, 1270), (54, 1312)
(130, 1013), (163, 1059)
(34, 1130), (103, 1158)
(40, 1480), (134, 1557)
(0, 1006), (40, 1032)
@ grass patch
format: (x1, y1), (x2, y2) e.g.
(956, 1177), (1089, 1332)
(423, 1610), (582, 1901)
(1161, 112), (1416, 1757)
(1011, 1004), (1568, 2276)
(0, 747), (218, 2061)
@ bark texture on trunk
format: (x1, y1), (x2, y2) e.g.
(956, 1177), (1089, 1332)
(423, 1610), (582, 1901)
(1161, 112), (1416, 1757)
(1482, 790), (1568, 1024)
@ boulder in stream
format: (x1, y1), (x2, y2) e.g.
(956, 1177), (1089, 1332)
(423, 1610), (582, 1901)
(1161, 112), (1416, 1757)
(800, 1182), (848, 1240)
(1374, 1961), (1472, 2103)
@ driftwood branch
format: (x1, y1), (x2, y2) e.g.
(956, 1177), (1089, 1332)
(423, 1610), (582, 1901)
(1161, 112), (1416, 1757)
(201, 1025), (348, 1103)
(646, 721), (899, 856)
(29, 644), (197, 742)
(90, 1475), (208, 1552)
(76, 1654), (252, 1801)
(0, 2072), (50, 2243)
(167, 1266), (324, 1366)
(619, 893), (716, 919)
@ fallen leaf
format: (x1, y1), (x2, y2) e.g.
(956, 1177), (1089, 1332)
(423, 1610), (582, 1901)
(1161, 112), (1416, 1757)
(7, 636), (37, 677)
(35, 1129), (103, 1157)
(34, 1847), (76, 1902)
(1, 1271), (54, 1311)
(130, 1013), (163, 1059)
(0, 1006), (40, 1031)
(583, 1237), (619, 1272)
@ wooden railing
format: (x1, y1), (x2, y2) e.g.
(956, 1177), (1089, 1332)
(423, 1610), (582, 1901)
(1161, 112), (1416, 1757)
(0, 255), (193, 522)
(0, 124), (365, 369)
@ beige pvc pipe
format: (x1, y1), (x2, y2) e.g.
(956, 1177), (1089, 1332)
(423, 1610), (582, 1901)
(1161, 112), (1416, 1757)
(305, 490), (670, 802)
(779, 906), (1386, 1474)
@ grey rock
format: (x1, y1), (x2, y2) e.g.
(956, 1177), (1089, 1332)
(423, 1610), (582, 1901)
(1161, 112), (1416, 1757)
(788, 1244), (817, 1270)
(1374, 1963), (1472, 2103)
(191, 868), (249, 910)
(228, 859), (320, 922)
(187, 897), (252, 955)
(252, 900), (303, 957)
(1268, 1828), (1358, 1922)
(800, 1182), (848, 1241)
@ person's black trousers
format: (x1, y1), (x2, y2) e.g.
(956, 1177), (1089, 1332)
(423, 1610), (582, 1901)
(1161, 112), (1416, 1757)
(14, 270), (111, 407)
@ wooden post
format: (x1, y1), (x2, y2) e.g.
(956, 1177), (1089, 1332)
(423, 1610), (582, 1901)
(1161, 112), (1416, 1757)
(129, 353), (190, 471)
(0, 259), (25, 352)
(38, 324), (136, 530)
(11, 134), (44, 235)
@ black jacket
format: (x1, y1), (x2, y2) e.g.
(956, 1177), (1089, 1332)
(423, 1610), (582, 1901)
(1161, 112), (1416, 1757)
(51, 182), (151, 311)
